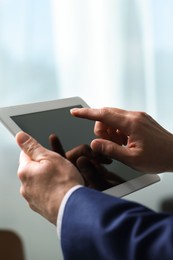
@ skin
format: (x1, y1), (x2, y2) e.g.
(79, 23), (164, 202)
(71, 107), (173, 173)
(16, 107), (173, 225)
(16, 132), (84, 225)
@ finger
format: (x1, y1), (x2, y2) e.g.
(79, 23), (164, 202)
(16, 131), (48, 162)
(109, 129), (128, 145)
(90, 138), (130, 164)
(71, 107), (130, 135)
(49, 133), (66, 157)
(94, 121), (110, 139)
(66, 144), (112, 165)
(94, 122), (128, 145)
(115, 130), (128, 145)
(66, 145), (93, 164)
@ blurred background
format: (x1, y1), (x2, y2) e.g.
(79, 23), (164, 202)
(0, 0), (173, 259)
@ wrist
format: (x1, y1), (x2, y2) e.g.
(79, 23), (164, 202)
(50, 182), (84, 225)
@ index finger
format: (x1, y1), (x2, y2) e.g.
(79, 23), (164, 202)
(71, 107), (130, 134)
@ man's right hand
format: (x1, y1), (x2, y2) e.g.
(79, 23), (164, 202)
(71, 107), (173, 174)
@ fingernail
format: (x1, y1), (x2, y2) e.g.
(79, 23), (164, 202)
(70, 108), (81, 113)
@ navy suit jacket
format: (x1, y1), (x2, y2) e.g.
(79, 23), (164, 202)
(61, 187), (173, 260)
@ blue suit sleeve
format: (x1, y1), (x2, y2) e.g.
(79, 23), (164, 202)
(61, 187), (173, 260)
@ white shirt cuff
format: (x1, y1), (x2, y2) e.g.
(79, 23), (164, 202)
(56, 185), (83, 239)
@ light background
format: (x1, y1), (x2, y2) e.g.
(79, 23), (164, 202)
(0, 1), (173, 259)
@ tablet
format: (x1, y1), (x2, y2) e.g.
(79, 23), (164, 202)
(0, 97), (160, 197)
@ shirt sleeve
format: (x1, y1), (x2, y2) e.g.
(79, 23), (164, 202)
(56, 185), (83, 239)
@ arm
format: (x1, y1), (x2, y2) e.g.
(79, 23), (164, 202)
(15, 105), (173, 259)
(61, 187), (173, 260)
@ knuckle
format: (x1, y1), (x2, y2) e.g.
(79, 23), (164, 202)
(94, 128), (102, 136)
(29, 202), (36, 212)
(126, 150), (143, 170)
(94, 122), (102, 136)
(133, 111), (147, 122)
(20, 186), (26, 197)
(18, 169), (26, 182)
(99, 107), (110, 118)
(101, 142), (114, 157)
(26, 142), (40, 156)
(128, 111), (147, 129)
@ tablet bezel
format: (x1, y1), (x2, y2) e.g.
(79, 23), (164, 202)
(0, 96), (160, 197)
(0, 97), (90, 136)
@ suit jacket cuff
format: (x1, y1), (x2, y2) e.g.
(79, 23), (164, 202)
(56, 185), (83, 239)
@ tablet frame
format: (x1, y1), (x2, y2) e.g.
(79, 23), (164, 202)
(0, 97), (90, 136)
(0, 96), (160, 197)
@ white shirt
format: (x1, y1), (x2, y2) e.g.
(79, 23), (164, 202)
(56, 185), (83, 239)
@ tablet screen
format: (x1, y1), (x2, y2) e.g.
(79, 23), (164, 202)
(11, 105), (144, 187)
(12, 105), (93, 151)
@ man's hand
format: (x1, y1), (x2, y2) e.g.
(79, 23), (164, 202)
(71, 107), (173, 173)
(16, 131), (84, 225)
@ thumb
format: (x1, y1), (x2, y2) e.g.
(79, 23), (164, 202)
(16, 131), (47, 161)
(90, 139), (129, 164)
